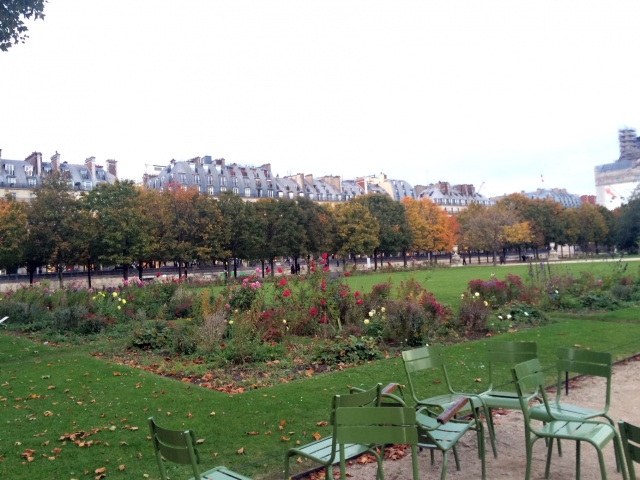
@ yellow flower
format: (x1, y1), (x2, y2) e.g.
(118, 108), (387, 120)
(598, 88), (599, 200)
(474, 292), (480, 297)
(186, 318), (191, 322)
(282, 320), (287, 324)
(381, 307), (385, 313)
(364, 319), (370, 325)
(369, 310), (375, 317)
(484, 301), (488, 306)
(112, 292), (118, 297)
(121, 299), (126, 304)
(117, 306), (121, 310)
(229, 320), (234, 325)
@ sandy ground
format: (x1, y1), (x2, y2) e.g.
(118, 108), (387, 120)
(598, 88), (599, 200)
(326, 357), (640, 480)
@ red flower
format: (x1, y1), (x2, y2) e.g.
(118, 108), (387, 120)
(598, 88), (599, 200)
(156, 272), (161, 277)
(277, 267), (283, 273)
(278, 278), (287, 287)
(309, 307), (318, 316)
(344, 271), (351, 277)
(321, 299), (326, 306)
(266, 267), (271, 273)
(354, 291), (360, 298)
(323, 266), (330, 272)
(340, 291), (347, 297)
(321, 253), (328, 260)
(310, 267), (315, 273)
(283, 289), (291, 297)
(356, 299), (363, 305)
(220, 344), (226, 348)
(128, 295), (134, 300)
(319, 316), (326, 324)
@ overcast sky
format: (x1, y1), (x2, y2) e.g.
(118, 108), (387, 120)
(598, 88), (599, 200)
(1, 1), (639, 198)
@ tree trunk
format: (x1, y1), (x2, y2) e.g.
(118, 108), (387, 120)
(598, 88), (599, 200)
(58, 264), (63, 288)
(177, 260), (182, 279)
(29, 267), (34, 285)
(468, 251), (472, 264)
(87, 260), (92, 289)
(261, 259), (265, 278)
(123, 264), (129, 280)
(270, 258), (274, 276)
(486, 251), (490, 263)
(137, 263), (143, 281)
(403, 249), (407, 267)
(492, 250), (497, 266)
(233, 256), (238, 278)
(477, 251), (481, 264)
(373, 249), (378, 271)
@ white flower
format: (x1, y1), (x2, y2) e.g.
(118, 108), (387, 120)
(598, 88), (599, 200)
(507, 314), (512, 319)
(498, 315), (503, 320)
(524, 312), (529, 316)
(555, 290), (559, 294)
(364, 319), (370, 325)
(117, 306), (121, 310)
(282, 320), (287, 324)
(369, 310), (375, 317)
(474, 292), (480, 297)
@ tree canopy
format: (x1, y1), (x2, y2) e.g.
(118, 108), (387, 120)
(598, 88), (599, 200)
(1, 0), (47, 51)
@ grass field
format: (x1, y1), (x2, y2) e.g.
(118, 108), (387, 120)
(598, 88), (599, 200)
(2, 262), (640, 479)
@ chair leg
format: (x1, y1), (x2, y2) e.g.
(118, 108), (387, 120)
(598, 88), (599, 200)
(525, 438), (534, 480)
(604, 415), (622, 473)
(545, 438), (554, 479)
(374, 450), (384, 480)
(558, 438), (563, 457)
(430, 448), (435, 465)
(595, 444), (607, 480)
(483, 406), (498, 458)
(411, 445), (419, 480)
(576, 441), (581, 480)
(453, 445), (461, 471)
(479, 425), (486, 480)
(441, 451), (449, 480)
(611, 432), (629, 480)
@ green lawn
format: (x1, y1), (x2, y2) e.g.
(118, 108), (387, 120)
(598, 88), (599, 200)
(3, 313), (640, 479)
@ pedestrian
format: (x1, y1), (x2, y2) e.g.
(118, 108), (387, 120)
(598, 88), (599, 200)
(296, 263), (300, 274)
(291, 264), (295, 275)
(463, 257), (467, 265)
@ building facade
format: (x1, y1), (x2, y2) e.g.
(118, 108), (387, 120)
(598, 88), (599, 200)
(523, 188), (582, 208)
(595, 128), (640, 209)
(415, 182), (494, 214)
(0, 150), (117, 201)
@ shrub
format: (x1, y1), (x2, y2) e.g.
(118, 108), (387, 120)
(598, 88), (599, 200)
(385, 300), (428, 346)
(130, 321), (172, 350)
(171, 322), (198, 355)
(315, 336), (382, 365)
(370, 282), (392, 301)
(457, 293), (489, 332)
(467, 278), (509, 305)
(579, 292), (619, 310)
(610, 284), (634, 301)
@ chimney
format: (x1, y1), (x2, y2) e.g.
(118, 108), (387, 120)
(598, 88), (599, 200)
(105, 159), (118, 179)
(25, 152), (42, 175)
(0, 149), (2, 159)
(50, 151), (60, 171)
(84, 156), (95, 177)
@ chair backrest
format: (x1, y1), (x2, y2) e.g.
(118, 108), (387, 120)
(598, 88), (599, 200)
(148, 417), (202, 480)
(555, 348), (612, 407)
(511, 358), (550, 430)
(487, 341), (537, 388)
(402, 345), (450, 403)
(619, 420), (640, 480)
(335, 406), (419, 480)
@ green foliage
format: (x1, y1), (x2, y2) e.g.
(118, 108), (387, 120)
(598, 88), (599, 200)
(130, 320), (172, 350)
(314, 335), (382, 365)
(0, 0), (47, 51)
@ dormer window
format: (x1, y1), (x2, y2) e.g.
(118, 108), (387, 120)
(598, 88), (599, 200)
(4, 164), (14, 175)
(179, 173), (186, 183)
(24, 165), (33, 176)
(84, 181), (92, 191)
(81, 169), (90, 180)
(28, 177), (36, 187)
(7, 177), (16, 186)
(96, 169), (105, 180)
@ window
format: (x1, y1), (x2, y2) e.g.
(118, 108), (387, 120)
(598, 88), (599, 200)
(219, 175), (226, 186)
(255, 179), (261, 187)
(96, 169), (105, 180)
(7, 177), (16, 186)
(207, 175), (213, 185)
(84, 181), (92, 191)
(327, 194), (332, 201)
(27, 177), (36, 187)
(245, 187), (251, 197)
(278, 191), (284, 198)
(5, 164), (14, 175)
(207, 186), (214, 195)
(179, 173), (186, 183)
(244, 178), (250, 186)
(193, 175), (200, 184)
(81, 169), (90, 180)
(288, 192), (294, 199)
(220, 186), (227, 192)
(256, 189), (262, 197)
(232, 187), (239, 194)
(267, 180), (272, 188)
(24, 165), (33, 176)
(232, 177), (238, 186)
(268, 189), (274, 198)
(298, 192), (304, 197)
(309, 193), (314, 200)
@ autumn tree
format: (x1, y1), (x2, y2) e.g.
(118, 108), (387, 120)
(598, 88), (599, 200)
(556, 208), (580, 256)
(296, 197), (334, 267)
(217, 191), (260, 278)
(458, 202), (531, 265)
(331, 201), (380, 267)
(355, 194), (411, 269)
(616, 198), (640, 251)
(0, 197), (27, 274)
(401, 197), (453, 260)
(1, 0), (47, 51)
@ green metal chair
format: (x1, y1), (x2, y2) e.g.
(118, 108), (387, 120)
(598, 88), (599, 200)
(529, 348), (621, 469)
(619, 420), (640, 480)
(402, 345), (497, 457)
(148, 417), (251, 480)
(477, 341), (540, 456)
(335, 406), (420, 480)
(283, 383), (385, 480)
(512, 358), (627, 480)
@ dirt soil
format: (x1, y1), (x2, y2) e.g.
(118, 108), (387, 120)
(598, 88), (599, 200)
(322, 356), (640, 480)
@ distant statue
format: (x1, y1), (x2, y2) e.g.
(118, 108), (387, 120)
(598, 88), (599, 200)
(451, 245), (463, 267)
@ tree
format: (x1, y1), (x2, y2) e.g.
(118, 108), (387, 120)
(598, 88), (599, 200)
(253, 198), (306, 276)
(217, 191), (259, 278)
(1, 0), (47, 51)
(401, 197), (452, 259)
(0, 197), (27, 274)
(25, 172), (80, 286)
(576, 202), (608, 254)
(355, 194), (411, 269)
(331, 201), (379, 266)
(616, 198), (640, 251)
(296, 198), (334, 266)
(556, 208), (580, 256)
(458, 202), (530, 265)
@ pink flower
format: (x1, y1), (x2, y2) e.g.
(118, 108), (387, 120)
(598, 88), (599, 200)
(282, 289), (291, 297)
(309, 307), (318, 316)
(255, 268), (260, 274)
(323, 266), (329, 272)
(225, 304), (230, 309)
(356, 299), (363, 305)
(156, 272), (161, 277)
(321, 253), (328, 260)
(321, 299), (326, 306)
(340, 291), (347, 297)
(278, 278), (287, 287)
(344, 271), (351, 277)
(277, 267), (283, 273)
(354, 291), (360, 298)
(319, 316), (326, 324)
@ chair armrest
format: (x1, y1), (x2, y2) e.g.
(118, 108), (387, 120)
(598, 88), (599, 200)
(381, 393), (406, 407)
(350, 387), (365, 394)
(437, 397), (469, 424)
(381, 383), (398, 395)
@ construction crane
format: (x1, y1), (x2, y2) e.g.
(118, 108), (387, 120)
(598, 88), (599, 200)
(477, 181), (485, 194)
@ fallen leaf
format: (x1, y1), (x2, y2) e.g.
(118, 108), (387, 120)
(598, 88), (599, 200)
(312, 432), (321, 441)
(118, 465), (126, 471)
(316, 421), (328, 427)
(474, 378), (482, 383)
(280, 436), (290, 442)
(237, 447), (244, 455)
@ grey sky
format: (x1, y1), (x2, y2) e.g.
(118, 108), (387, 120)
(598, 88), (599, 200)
(1, 1), (639, 198)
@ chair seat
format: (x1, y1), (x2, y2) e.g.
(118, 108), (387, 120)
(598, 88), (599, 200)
(480, 390), (538, 410)
(200, 466), (253, 480)
(295, 436), (370, 464)
(416, 412), (474, 452)
(529, 402), (603, 423)
(537, 421), (616, 448)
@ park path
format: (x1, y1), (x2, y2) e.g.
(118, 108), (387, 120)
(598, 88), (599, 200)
(320, 356), (640, 480)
